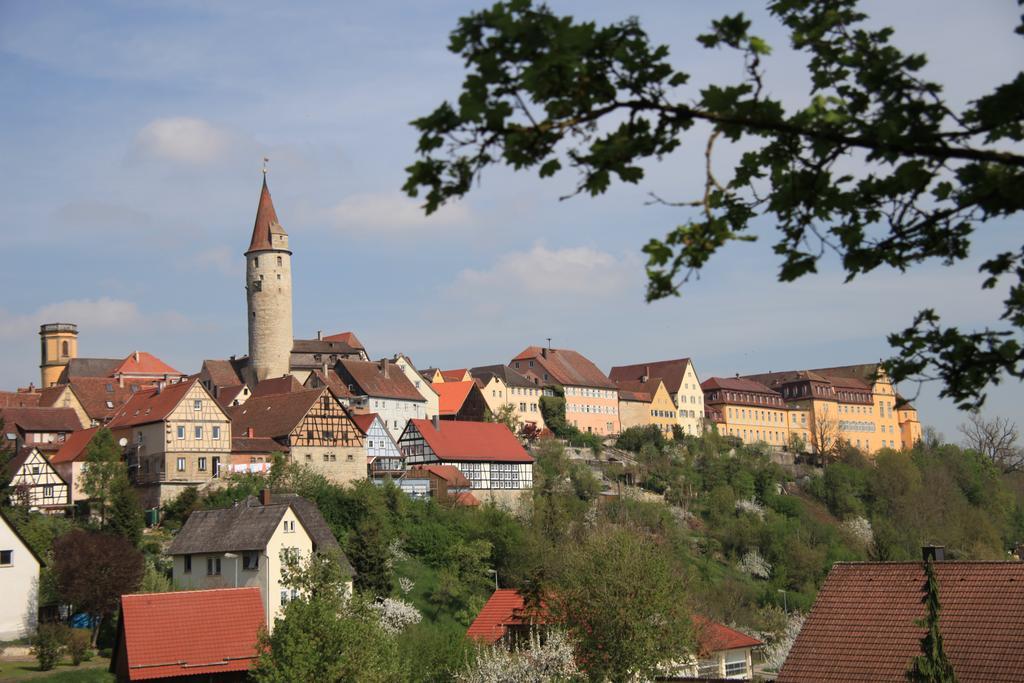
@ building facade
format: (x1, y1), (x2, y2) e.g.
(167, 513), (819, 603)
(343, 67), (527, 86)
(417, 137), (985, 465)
(702, 377), (799, 449)
(351, 413), (403, 479)
(470, 365), (547, 432)
(614, 378), (677, 436)
(392, 354), (440, 420)
(5, 448), (69, 509)
(335, 358), (427, 438)
(39, 323), (78, 388)
(609, 358), (705, 436)
(0, 511), (42, 640)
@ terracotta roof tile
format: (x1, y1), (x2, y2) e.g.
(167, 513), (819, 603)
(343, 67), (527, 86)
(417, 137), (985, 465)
(0, 390), (42, 408)
(51, 427), (100, 464)
(432, 381), (475, 415)
(614, 378), (665, 403)
(117, 588), (264, 680)
(0, 406), (83, 432)
(609, 358), (693, 394)
(250, 375), (304, 398)
(107, 379), (202, 428)
(440, 369), (469, 382)
(407, 419), (533, 463)
(304, 369), (354, 399)
(777, 561), (1024, 683)
(467, 589), (543, 642)
(60, 377), (156, 422)
(511, 347), (615, 389)
(202, 359), (246, 387)
(409, 464), (472, 488)
(226, 389), (322, 440)
(350, 412), (378, 435)
(113, 351), (183, 378)
(336, 359), (424, 402)
(453, 491), (481, 506)
(692, 615), (761, 654)
(322, 331), (365, 351)
(246, 178), (288, 254)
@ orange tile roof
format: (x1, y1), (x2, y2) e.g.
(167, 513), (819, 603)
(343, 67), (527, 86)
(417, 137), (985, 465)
(112, 351), (183, 378)
(440, 368), (468, 382)
(116, 588), (264, 680)
(431, 381), (475, 415)
(407, 419), (533, 463)
(467, 589), (545, 642)
(777, 561), (1024, 683)
(511, 347), (615, 389)
(107, 379), (200, 428)
(692, 615), (761, 654)
(246, 178), (288, 254)
(51, 427), (99, 464)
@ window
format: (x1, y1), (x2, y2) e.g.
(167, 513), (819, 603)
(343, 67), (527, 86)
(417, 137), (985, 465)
(207, 557), (221, 575)
(177, 425), (185, 439)
(194, 399), (202, 411)
(254, 257), (259, 267)
(176, 457), (186, 472)
(183, 555), (191, 573)
(697, 658), (720, 677)
(43, 485), (54, 498)
(194, 426), (203, 439)
(105, 400), (114, 409)
(323, 430), (334, 441)
(284, 520), (296, 533)
(243, 551), (259, 570)
(276, 255), (283, 267)
(724, 652), (748, 677)
(212, 426), (220, 440)
(198, 457), (207, 472)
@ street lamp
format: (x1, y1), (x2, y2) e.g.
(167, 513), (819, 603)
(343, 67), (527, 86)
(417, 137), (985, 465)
(776, 588), (788, 614)
(488, 569), (498, 591)
(224, 552), (240, 588)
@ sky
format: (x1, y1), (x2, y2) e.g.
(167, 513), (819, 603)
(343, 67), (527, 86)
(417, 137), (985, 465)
(0, 0), (1021, 437)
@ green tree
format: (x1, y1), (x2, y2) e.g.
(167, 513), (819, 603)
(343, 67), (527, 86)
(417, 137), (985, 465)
(405, 0), (1024, 409)
(485, 403), (523, 434)
(907, 560), (958, 682)
(348, 514), (393, 597)
(549, 526), (694, 681)
(108, 476), (144, 546)
(254, 550), (402, 683)
(79, 428), (125, 526)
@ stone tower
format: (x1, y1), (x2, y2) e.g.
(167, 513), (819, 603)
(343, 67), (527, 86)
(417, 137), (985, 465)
(39, 322), (78, 387)
(245, 176), (293, 382)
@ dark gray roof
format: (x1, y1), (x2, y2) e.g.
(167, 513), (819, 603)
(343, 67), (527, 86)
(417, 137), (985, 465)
(470, 364), (535, 389)
(168, 502), (289, 554)
(58, 358), (120, 382)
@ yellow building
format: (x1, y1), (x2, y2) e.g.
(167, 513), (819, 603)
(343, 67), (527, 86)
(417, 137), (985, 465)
(469, 365), (546, 432)
(702, 377), (794, 448)
(39, 323), (78, 388)
(615, 378), (677, 436)
(897, 400), (922, 449)
(609, 358), (704, 436)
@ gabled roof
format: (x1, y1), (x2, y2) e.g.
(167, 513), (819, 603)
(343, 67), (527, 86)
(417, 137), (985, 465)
(51, 427), (100, 464)
(201, 358), (246, 387)
(470, 365), (536, 389)
(467, 589), (545, 642)
(113, 351), (182, 378)
(53, 377), (155, 422)
(116, 588), (264, 681)
(350, 412), (379, 435)
(168, 500), (290, 554)
(701, 376), (779, 395)
(409, 464), (471, 488)
(440, 368), (469, 382)
(336, 359), (424, 402)
(59, 357), (121, 381)
(608, 358), (694, 394)
(304, 368), (354, 399)
(0, 407), (83, 432)
(0, 508), (44, 566)
(226, 389), (323, 440)
(692, 615), (761, 654)
(613, 378), (665, 403)
(231, 436), (288, 454)
(107, 379), (203, 428)
(246, 178), (288, 254)
(6, 447), (67, 480)
(407, 419), (533, 463)
(0, 390), (41, 408)
(251, 374), (304, 398)
(263, 493), (344, 556)
(323, 331), (365, 351)
(216, 384), (247, 407)
(432, 381), (475, 415)
(777, 561), (1024, 683)
(511, 347), (615, 389)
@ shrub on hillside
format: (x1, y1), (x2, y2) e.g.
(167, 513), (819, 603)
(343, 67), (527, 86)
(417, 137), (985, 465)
(31, 623), (69, 671)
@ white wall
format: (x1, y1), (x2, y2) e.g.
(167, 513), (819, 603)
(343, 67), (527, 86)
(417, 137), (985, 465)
(0, 517), (40, 640)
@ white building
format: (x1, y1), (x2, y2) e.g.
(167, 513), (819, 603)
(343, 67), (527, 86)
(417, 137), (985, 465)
(334, 358), (427, 438)
(352, 412), (403, 478)
(0, 510), (42, 640)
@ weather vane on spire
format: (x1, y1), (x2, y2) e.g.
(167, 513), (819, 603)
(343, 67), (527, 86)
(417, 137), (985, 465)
(262, 156), (269, 176)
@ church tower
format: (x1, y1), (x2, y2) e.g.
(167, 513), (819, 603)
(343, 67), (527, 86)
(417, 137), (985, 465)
(245, 174), (293, 382)
(39, 322), (78, 387)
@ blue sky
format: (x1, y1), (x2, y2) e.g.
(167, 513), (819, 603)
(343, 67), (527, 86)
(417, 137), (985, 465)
(1, 0), (1021, 435)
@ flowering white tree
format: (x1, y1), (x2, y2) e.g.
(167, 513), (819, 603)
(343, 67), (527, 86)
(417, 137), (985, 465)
(758, 612), (806, 672)
(734, 498), (765, 519)
(737, 549), (772, 579)
(371, 597), (422, 635)
(398, 576), (415, 595)
(457, 630), (578, 683)
(841, 516), (873, 547)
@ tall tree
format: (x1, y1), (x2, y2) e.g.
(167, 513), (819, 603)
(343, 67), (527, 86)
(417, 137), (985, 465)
(79, 428), (126, 525)
(405, 0), (1024, 409)
(107, 476), (145, 546)
(957, 412), (1023, 472)
(548, 526), (694, 681)
(485, 403), (523, 435)
(53, 529), (143, 645)
(347, 514), (393, 598)
(907, 560), (958, 683)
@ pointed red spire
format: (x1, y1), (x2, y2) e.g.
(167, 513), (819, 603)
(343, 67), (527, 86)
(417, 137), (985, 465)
(246, 177), (288, 254)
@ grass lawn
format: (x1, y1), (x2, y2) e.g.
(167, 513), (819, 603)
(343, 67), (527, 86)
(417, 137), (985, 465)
(0, 657), (113, 682)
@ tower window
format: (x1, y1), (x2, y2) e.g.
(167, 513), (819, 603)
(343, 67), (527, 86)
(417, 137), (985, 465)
(277, 256), (283, 267)
(254, 257), (259, 267)
(61, 341), (69, 356)
(252, 280), (262, 292)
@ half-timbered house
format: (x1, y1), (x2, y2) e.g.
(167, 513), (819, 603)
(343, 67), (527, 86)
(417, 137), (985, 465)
(227, 387), (364, 486)
(5, 448), (69, 509)
(351, 412), (402, 480)
(108, 379), (231, 508)
(0, 407), (85, 457)
(398, 418), (533, 508)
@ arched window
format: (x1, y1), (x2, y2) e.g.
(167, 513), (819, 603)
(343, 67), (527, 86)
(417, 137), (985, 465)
(61, 341), (69, 356)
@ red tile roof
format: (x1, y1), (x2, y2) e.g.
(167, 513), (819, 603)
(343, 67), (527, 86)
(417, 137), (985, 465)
(112, 351), (183, 378)
(51, 427), (100, 464)
(202, 359), (246, 388)
(407, 419), (533, 463)
(247, 178), (288, 254)
(409, 464), (472, 488)
(701, 376), (778, 395)
(614, 378), (665, 403)
(323, 331), (365, 351)
(226, 389), (323, 440)
(350, 412), (378, 435)
(777, 561), (1024, 683)
(53, 377), (156, 422)
(251, 374), (304, 398)
(692, 615), (761, 654)
(116, 588), (264, 681)
(440, 368), (469, 382)
(0, 407), (83, 432)
(511, 347), (615, 389)
(432, 381), (475, 415)
(107, 379), (201, 428)
(609, 358), (694, 394)
(467, 589), (547, 642)
(0, 390), (42, 408)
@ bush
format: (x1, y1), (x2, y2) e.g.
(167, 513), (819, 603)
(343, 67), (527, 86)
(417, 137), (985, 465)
(68, 628), (91, 665)
(98, 647), (112, 658)
(31, 622), (69, 671)
(616, 425), (666, 453)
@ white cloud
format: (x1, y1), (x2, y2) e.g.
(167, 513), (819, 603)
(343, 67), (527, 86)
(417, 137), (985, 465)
(326, 192), (471, 235)
(0, 298), (192, 341)
(193, 246), (240, 277)
(133, 117), (232, 165)
(454, 243), (639, 297)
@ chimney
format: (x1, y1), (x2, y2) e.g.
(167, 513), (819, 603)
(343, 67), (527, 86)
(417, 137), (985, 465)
(317, 330), (323, 341)
(118, 375), (124, 389)
(541, 347), (548, 359)
(260, 489), (271, 506)
(381, 358), (390, 379)
(134, 350), (140, 363)
(247, 427), (254, 438)
(922, 545), (946, 562)
(432, 415), (440, 431)
(642, 365), (650, 383)
(155, 380), (165, 394)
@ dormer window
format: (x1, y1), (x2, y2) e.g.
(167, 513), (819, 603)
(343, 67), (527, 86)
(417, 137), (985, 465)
(105, 383), (113, 392)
